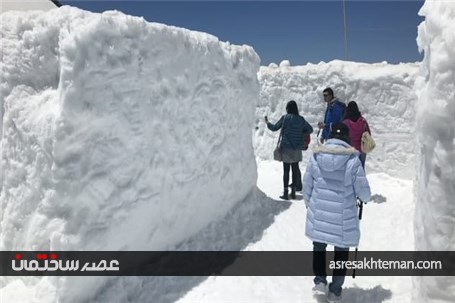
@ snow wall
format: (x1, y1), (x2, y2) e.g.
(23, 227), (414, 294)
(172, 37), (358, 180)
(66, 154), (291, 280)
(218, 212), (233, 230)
(255, 61), (420, 179)
(0, 0), (58, 14)
(413, 0), (455, 302)
(0, 7), (259, 302)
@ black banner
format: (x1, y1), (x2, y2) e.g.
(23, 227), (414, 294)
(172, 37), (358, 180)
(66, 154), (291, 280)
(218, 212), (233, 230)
(1, 251), (454, 276)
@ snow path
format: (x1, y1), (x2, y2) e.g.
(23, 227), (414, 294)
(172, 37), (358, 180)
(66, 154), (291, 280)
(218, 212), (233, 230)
(177, 160), (415, 303)
(0, 161), (414, 303)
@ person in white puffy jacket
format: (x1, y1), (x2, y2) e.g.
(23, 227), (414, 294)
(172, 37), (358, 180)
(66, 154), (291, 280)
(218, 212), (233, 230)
(303, 122), (371, 303)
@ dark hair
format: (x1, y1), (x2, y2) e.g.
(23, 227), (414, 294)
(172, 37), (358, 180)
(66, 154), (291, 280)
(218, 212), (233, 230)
(344, 101), (361, 122)
(329, 122), (351, 144)
(323, 87), (334, 97)
(286, 100), (299, 115)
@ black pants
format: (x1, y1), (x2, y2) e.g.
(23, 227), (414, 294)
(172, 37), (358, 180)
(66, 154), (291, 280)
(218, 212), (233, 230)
(283, 162), (301, 190)
(359, 153), (366, 169)
(313, 242), (349, 296)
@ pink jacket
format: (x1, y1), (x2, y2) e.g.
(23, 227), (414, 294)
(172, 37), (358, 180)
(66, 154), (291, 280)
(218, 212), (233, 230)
(343, 117), (371, 153)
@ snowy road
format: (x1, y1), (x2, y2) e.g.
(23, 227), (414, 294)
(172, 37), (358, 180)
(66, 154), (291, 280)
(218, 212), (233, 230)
(0, 161), (415, 303)
(178, 160), (415, 303)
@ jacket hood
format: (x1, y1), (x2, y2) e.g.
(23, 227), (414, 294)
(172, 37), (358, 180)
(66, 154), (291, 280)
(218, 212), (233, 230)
(312, 139), (358, 172)
(330, 97), (344, 106)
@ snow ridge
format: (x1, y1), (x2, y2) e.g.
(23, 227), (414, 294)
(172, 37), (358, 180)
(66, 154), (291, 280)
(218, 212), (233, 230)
(414, 1), (455, 302)
(1, 7), (259, 302)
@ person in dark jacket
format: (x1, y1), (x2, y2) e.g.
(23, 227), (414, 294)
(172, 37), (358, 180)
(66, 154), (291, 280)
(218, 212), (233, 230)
(265, 100), (313, 200)
(318, 88), (346, 142)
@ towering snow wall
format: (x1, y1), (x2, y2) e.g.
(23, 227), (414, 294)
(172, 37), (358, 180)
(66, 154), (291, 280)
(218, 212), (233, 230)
(255, 61), (420, 179)
(414, 0), (455, 302)
(0, 0), (58, 14)
(0, 6), (259, 302)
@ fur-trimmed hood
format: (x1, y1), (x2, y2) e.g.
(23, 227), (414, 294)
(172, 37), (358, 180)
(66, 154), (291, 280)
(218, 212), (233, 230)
(312, 138), (359, 172)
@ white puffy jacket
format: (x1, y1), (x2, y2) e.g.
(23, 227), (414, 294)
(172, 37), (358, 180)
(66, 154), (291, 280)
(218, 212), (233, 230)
(303, 138), (371, 248)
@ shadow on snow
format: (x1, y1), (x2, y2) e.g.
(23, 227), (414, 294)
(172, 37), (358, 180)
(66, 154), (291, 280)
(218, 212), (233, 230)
(93, 186), (291, 303)
(313, 285), (392, 303)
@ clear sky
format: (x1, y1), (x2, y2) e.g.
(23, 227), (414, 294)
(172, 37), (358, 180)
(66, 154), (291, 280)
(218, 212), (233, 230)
(61, 1), (425, 66)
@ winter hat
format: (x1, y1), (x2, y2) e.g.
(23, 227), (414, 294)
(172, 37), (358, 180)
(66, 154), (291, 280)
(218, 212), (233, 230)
(329, 122), (351, 144)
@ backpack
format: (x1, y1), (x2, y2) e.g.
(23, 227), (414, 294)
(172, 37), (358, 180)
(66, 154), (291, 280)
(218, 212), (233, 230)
(303, 133), (311, 150)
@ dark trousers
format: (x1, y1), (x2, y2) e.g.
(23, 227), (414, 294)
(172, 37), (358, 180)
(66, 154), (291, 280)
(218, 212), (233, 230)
(283, 162), (301, 190)
(359, 153), (366, 169)
(313, 241), (349, 296)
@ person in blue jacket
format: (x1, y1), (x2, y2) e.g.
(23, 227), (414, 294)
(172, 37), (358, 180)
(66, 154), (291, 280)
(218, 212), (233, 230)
(317, 88), (346, 142)
(265, 100), (313, 200)
(303, 122), (371, 303)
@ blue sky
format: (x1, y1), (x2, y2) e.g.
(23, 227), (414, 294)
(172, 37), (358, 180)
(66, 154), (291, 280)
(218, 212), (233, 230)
(62, 1), (425, 65)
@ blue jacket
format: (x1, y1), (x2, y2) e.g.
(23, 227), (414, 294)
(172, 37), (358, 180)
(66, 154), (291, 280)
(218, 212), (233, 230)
(303, 139), (371, 247)
(267, 114), (313, 150)
(322, 98), (346, 140)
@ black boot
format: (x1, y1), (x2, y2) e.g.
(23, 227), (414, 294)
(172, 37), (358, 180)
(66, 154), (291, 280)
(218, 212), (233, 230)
(289, 182), (302, 192)
(280, 188), (289, 200)
(290, 186), (296, 199)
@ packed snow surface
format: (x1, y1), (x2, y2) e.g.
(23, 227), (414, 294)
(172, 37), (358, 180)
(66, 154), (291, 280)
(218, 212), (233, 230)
(1, 6), (260, 251)
(1, 6), (259, 302)
(413, 0), (455, 302)
(0, 0), (57, 14)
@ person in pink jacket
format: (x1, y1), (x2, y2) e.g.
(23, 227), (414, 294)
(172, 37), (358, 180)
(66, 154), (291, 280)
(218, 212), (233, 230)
(342, 101), (371, 168)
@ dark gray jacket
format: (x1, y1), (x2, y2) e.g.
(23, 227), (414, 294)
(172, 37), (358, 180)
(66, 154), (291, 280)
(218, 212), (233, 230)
(267, 114), (313, 150)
